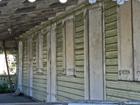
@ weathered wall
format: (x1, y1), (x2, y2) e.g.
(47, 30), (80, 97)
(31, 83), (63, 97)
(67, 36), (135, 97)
(18, 0), (107, 101)
(17, 0), (140, 102)
(21, 29), (48, 101)
(32, 29), (48, 101)
(55, 12), (85, 101)
(19, 2), (89, 101)
(104, 0), (140, 101)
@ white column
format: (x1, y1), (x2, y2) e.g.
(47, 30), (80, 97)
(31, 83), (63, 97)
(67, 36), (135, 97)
(47, 24), (57, 102)
(89, 7), (104, 100)
(29, 38), (33, 96)
(18, 41), (23, 92)
(50, 24), (57, 102)
(84, 9), (90, 100)
(47, 27), (51, 102)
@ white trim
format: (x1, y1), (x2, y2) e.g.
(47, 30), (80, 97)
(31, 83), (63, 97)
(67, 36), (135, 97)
(39, 33), (43, 71)
(18, 41), (23, 92)
(50, 24), (57, 102)
(102, 2), (106, 100)
(62, 20), (66, 75)
(47, 24), (57, 102)
(63, 15), (74, 22)
(36, 35), (39, 71)
(47, 26), (51, 102)
(88, 6), (104, 100)
(27, 39), (30, 96)
(29, 38), (33, 97)
(84, 9), (90, 100)
(117, 0), (133, 81)
(65, 16), (75, 76)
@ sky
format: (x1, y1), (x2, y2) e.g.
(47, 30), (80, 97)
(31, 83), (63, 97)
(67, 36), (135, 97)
(0, 54), (16, 75)
(0, 54), (7, 75)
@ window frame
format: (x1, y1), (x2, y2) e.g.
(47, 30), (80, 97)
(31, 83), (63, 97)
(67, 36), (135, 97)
(63, 15), (75, 76)
(117, 0), (133, 81)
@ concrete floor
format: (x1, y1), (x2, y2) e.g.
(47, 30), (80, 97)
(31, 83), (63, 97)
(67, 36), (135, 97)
(0, 94), (65, 105)
(0, 93), (36, 104)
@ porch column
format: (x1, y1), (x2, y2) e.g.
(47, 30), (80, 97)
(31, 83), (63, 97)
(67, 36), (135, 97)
(89, 6), (104, 100)
(50, 24), (56, 102)
(18, 41), (23, 92)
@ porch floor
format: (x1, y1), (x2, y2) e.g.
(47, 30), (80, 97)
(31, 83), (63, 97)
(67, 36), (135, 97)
(0, 93), (36, 104)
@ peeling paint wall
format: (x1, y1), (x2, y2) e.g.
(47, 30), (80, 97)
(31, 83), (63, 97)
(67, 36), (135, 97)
(104, 0), (140, 101)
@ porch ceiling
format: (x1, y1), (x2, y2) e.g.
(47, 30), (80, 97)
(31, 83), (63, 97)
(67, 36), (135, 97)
(0, 0), (77, 40)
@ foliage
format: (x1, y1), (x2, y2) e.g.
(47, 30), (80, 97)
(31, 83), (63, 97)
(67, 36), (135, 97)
(7, 55), (16, 74)
(0, 83), (11, 93)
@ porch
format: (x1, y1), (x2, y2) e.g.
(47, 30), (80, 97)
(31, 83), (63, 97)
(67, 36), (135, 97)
(0, 94), (139, 105)
(0, 0), (140, 103)
(0, 93), (35, 104)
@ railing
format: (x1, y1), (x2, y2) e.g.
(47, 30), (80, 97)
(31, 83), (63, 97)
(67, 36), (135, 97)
(0, 74), (16, 91)
(0, 75), (16, 84)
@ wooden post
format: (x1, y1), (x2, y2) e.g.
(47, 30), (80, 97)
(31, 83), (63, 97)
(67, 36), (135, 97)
(84, 9), (90, 100)
(88, 7), (104, 100)
(18, 41), (23, 92)
(47, 26), (51, 102)
(50, 24), (56, 102)
(3, 41), (12, 90)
